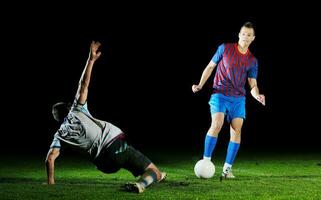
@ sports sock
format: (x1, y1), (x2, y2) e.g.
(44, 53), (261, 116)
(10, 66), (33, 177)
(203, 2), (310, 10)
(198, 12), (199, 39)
(225, 141), (240, 166)
(137, 169), (158, 188)
(203, 134), (218, 160)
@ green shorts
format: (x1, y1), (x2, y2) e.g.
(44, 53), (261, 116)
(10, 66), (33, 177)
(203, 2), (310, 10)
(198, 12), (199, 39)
(93, 136), (152, 177)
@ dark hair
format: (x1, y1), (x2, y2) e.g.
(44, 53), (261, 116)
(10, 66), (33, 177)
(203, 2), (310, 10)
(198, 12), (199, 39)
(242, 21), (255, 35)
(52, 102), (71, 122)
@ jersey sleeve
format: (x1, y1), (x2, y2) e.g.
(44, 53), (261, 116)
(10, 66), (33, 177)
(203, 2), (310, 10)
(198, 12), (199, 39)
(211, 43), (225, 64)
(247, 60), (258, 79)
(71, 98), (92, 116)
(50, 134), (62, 149)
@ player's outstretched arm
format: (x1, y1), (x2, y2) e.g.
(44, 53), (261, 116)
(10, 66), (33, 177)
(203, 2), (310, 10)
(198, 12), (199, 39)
(248, 78), (265, 106)
(76, 41), (102, 104)
(45, 148), (60, 184)
(192, 61), (217, 93)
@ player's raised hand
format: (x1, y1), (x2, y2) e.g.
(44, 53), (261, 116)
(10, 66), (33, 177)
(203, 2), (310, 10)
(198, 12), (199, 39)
(256, 94), (265, 106)
(192, 84), (202, 93)
(89, 41), (102, 61)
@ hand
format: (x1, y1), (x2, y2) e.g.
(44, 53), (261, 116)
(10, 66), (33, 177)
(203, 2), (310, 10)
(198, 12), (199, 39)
(192, 84), (202, 93)
(256, 94), (265, 106)
(89, 41), (102, 61)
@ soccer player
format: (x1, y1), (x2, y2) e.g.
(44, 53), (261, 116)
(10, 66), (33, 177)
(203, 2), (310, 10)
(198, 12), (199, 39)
(192, 22), (265, 179)
(45, 41), (166, 193)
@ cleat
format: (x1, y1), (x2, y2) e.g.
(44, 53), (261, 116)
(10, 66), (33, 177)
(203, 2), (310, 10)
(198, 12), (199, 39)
(157, 172), (167, 183)
(124, 182), (145, 193)
(220, 167), (235, 181)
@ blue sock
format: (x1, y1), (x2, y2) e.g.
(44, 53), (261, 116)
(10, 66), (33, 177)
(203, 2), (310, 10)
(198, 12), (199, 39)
(203, 134), (218, 159)
(225, 141), (240, 165)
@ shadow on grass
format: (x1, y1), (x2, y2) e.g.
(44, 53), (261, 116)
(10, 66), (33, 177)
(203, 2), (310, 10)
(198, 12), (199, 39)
(0, 177), (124, 186)
(2, 173), (319, 186)
(221, 175), (321, 181)
(0, 177), (43, 184)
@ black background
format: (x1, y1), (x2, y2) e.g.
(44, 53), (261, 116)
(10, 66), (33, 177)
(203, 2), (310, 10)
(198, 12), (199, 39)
(2, 2), (320, 155)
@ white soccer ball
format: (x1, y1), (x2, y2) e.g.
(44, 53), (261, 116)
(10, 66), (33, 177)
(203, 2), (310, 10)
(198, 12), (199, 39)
(194, 159), (215, 179)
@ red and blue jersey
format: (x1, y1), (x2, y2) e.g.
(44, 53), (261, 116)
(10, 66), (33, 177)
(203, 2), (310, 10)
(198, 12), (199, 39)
(211, 43), (258, 97)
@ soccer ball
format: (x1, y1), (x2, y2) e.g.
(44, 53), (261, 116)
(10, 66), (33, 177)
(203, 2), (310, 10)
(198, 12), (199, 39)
(194, 159), (215, 179)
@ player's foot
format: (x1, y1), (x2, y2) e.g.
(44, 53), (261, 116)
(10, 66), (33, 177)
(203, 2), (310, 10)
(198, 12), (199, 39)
(220, 167), (235, 181)
(124, 182), (145, 193)
(157, 172), (167, 183)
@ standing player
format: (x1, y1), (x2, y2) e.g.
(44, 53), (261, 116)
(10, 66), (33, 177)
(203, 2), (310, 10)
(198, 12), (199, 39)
(192, 22), (265, 179)
(46, 41), (166, 193)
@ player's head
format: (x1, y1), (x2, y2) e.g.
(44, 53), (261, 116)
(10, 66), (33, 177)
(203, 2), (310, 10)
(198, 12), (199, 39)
(238, 22), (255, 47)
(52, 102), (71, 122)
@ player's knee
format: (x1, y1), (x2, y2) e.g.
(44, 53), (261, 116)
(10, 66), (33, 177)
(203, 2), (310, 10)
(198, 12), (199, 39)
(233, 129), (241, 135)
(210, 123), (223, 133)
(230, 131), (241, 142)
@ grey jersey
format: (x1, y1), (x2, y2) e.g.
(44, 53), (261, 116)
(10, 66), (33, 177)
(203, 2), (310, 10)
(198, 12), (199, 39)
(50, 100), (123, 159)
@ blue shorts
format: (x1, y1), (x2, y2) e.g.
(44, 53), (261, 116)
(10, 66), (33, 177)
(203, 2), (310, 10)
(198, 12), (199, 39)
(208, 93), (246, 122)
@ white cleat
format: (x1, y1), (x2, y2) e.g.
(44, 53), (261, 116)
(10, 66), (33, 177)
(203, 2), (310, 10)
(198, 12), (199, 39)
(124, 182), (145, 193)
(220, 167), (235, 181)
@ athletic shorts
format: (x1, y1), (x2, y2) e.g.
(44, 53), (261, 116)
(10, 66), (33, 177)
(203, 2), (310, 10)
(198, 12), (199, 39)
(93, 136), (152, 177)
(208, 93), (246, 122)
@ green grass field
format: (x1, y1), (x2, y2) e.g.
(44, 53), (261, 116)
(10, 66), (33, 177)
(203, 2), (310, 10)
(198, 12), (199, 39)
(0, 148), (320, 200)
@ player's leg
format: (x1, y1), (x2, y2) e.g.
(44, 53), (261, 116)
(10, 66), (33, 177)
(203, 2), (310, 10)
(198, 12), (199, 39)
(125, 163), (166, 193)
(123, 146), (166, 193)
(222, 118), (243, 178)
(203, 112), (224, 160)
(222, 96), (245, 179)
(204, 94), (226, 160)
(137, 163), (166, 187)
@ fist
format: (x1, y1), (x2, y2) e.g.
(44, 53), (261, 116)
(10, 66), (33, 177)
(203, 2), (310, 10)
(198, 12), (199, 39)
(192, 85), (202, 93)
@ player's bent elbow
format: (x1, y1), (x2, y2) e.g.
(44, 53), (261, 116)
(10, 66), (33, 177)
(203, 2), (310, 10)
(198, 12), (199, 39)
(46, 150), (59, 164)
(79, 84), (88, 94)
